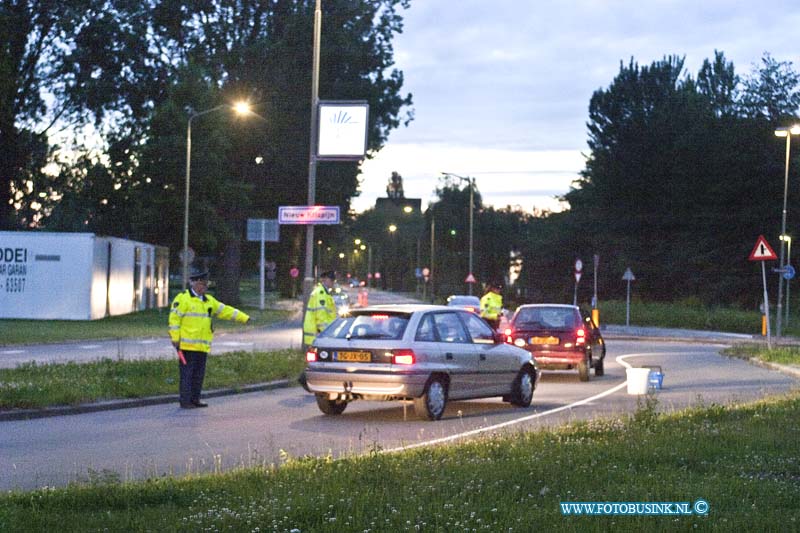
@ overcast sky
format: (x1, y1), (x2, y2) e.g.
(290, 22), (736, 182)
(352, 0), (800, 213)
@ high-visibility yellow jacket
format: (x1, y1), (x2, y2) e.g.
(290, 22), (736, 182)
(480, 291), (503, 320)
(303, 283), (337, 345)
(168, 290), (249, 353)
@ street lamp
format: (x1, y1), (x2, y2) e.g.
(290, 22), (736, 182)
(182, 101), (253, 288)
(774, 125), (800, 336)
(441, 172), (475, 295)
(388, 224), (397, 291)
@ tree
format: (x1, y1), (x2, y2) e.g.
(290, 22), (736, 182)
(40, 1), (413, 303)
(559, 53), (799, 306)
(739, 53), (800, 121)
(0, 0), (180, 229)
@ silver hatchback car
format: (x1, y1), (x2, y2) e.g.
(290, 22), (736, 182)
(303, 304), (539, 420)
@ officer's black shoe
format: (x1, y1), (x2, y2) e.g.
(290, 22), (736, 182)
(192, 401), (208, 408)
(180, 403), (197, 409)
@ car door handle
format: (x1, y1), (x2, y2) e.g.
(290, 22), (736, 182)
(479, 353), (486, 360)
(445, 352), (453, 360)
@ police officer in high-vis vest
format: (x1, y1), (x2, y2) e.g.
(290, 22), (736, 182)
(480, 281), (504, 330)
(168, 268), (249, 408)
(303, 270), (337, 346)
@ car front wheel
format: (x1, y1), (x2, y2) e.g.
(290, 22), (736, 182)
(414, 377), (448, 420)
(510, 367), (535, 407)
(315, 394), (348, 415)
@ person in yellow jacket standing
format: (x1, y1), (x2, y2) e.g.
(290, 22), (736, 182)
(480, 282), (503, 330)
(303, 270), (338, 346)
(168, 268), (249, 409)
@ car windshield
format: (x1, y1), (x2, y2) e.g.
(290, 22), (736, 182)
(514, 307), (578, 330)
(320, 312), (410, 340)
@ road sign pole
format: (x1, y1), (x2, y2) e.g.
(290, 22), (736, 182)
(762, 261), (772, 349)
(259, 221), (265, 311)
(626, 280), (631, 327)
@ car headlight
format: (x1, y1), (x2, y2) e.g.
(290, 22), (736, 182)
(338, 304), (350, 316)
(513, 338), (526, 347)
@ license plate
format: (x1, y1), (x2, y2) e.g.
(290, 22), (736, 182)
(336, 350), (371, 362)
(530, 336), (559, 345)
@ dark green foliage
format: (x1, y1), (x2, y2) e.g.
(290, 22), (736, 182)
(521, 52), (800, 307)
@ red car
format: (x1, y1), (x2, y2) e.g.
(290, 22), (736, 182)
(504, 304), (605, 381)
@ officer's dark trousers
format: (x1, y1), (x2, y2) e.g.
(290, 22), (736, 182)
(179, 350), (207, 405)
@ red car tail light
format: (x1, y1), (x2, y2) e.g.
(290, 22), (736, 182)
(504, 328), (513, 343)
(576, 328), (586, 345)
(306, 348), (318, 362)
(392, 349), (416, 365)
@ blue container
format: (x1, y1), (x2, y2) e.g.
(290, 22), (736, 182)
(648, 366), (664, 390)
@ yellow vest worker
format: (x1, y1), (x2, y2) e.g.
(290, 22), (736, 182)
(304, 271), (338, 346)
(168, 269), (249, 408)
(480, 283), (503, 329)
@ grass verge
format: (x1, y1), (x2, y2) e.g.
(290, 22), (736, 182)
(1, 391), (798, 530)
(0, 305), (295, 346)
(0, 349), (305, 410)
(596, 299), (773, 335)
(723, 344), (800, 366)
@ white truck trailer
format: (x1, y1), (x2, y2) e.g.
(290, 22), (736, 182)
(0, 231), (169, 320)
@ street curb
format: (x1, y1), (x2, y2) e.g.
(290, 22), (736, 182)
(734, 357), (800, 380)
(0, 379), (293, 422)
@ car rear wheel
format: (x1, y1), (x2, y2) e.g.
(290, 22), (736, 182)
(414, 377), (448, 420)
(578, 357), (590, 382)
(510, 367), (535, 407)
(315, 394), (348, 415)
(594, 356), (605, 377)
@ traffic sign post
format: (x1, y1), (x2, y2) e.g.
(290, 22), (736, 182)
(573, 258), (583, 306)
(622, 267), (635, 327)
(749, 235), (777, 349)
(592, 253), (600, 327)
(248, 219), (280, 310)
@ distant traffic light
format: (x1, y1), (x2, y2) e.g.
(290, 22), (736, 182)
(449, 229), (457, 236)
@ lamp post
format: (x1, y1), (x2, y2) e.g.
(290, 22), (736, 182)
(303, 0), (322, 305)
(388, 224), (397, 290)
(774, 125), (800, 337)
(430, 209), (435, 302)
(183, 101), (252, 289)
(441, 172), (475, 295)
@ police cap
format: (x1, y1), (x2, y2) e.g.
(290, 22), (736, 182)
(189, 268), (209, 281)
(320, 270), (336, 280)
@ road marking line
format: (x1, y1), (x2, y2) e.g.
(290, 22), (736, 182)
(80, 345), (101, 349)
(384, 378), (629, 454)
(1, 350), (26, 354)
(216, 342), (253, 347)
(384, 351), (693, 455)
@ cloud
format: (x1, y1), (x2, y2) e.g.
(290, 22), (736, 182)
(354, 0), (800, 213)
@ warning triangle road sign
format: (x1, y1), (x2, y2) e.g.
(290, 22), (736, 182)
(749, 235), (778, 261)
(465, 273), (476, 283)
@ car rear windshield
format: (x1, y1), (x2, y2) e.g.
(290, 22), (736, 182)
(514, 307), (578, 330)
(320, 312), (410, 340)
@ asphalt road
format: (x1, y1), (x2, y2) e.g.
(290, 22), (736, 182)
(0, 287), (421, 369)
(1, 338), (796, 492)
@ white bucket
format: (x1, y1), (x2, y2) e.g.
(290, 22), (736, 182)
(626, 367), (651, 395)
